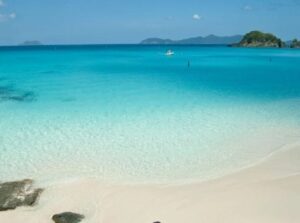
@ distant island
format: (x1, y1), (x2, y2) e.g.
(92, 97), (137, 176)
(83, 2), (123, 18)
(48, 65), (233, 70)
(140, 31), (299, 49)
(14, 33), (299, 49)
(234, 31), (284, 48)
(290, 39), (300, 48)
(140, 35), (243, 45)
(19, 41), (43, 46)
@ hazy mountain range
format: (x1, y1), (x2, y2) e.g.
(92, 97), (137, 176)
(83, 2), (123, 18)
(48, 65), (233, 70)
(19, 41), (43, 46)
(140, 34), (243, 45)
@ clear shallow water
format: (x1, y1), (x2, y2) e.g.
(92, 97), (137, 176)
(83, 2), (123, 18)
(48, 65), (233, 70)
(1, 45), (300, 183)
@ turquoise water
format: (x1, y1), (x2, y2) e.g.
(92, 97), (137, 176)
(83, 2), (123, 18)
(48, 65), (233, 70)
(1, 45), (300, 183)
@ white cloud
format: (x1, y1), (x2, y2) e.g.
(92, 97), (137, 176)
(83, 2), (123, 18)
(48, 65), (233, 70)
(0, 0), (16, 22)
(0, 12), (16, 22)
(192, 14), (202, 20)
(9, 13), (16, 19)
(243, 5), (253, 11)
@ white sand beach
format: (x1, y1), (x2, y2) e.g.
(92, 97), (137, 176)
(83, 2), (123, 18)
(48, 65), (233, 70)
(1, 1), (300, 222)
(1, 142), (299, 223)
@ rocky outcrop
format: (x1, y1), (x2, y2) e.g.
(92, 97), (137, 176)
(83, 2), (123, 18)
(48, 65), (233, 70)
(235, 31), (284, 48)
(0, 179), (43, 211)
(52, 212), (85, 223)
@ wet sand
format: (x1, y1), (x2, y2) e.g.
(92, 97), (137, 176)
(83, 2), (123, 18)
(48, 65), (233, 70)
(1, 142), (300, 223)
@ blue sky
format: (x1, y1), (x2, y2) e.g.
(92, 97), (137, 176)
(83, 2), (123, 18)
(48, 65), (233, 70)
(0, 0), (299, 45)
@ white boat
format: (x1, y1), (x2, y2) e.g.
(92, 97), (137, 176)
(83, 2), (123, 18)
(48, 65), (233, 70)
(165, 50), (174, 56)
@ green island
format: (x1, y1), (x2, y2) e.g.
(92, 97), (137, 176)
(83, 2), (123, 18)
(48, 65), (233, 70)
(291, 39), (300, 48)
(235, 31), (284, 48)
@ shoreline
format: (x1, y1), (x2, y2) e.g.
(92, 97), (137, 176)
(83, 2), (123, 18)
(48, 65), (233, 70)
(36, 138), (300, 188)
(1, 141), (300, 223)
(2, 121), (300, 187)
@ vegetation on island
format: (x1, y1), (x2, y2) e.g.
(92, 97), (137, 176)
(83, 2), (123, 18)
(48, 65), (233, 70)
(290, 39), (300, 48)
(140, 35), (243, 45)
(141, 31), (299, 49)
(236, 31), (284, 48)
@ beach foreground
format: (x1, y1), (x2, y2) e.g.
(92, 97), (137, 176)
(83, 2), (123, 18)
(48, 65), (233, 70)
(1, 142), (299, 223)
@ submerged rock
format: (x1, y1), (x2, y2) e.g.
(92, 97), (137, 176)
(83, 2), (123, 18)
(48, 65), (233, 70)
(0, 85), (36, 103)
(0, 179), (43, 211)
(52, 212), (85, 223)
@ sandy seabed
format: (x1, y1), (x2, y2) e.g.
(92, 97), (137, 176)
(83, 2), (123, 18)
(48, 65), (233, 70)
(1, 142), (300, 223)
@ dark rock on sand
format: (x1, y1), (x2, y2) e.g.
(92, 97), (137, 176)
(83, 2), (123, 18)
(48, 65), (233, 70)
(52, 212), (85, 223)
(0, 179), (43, 211)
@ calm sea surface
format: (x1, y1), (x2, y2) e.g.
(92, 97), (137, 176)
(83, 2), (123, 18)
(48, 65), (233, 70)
(1, 45), (300, 183)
